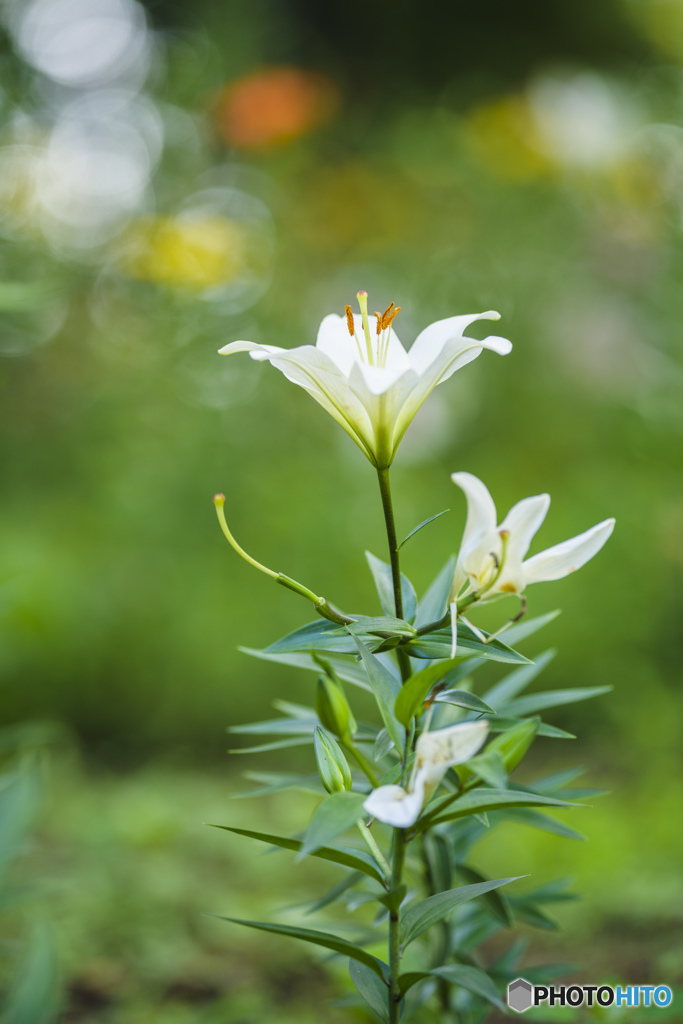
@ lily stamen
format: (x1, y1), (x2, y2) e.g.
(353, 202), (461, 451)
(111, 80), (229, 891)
(356, 290), (375, 365)
(345, 303), (365, 362)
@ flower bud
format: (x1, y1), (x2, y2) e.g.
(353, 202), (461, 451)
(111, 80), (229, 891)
(316, 675), (357, 742)
(314, 727), (353, 794)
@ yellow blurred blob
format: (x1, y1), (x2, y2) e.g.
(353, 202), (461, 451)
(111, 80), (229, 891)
(120, 216), (245, 290)
(625, 0), (683, 61)
(215, 67), (339, 149)
(461, 96), (553, 181)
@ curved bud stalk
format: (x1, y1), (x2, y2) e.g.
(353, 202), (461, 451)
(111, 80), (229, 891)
(212, 494), (353, 625)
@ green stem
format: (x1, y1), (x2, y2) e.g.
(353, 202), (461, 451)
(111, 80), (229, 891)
(343, 740), (381, 787)
(357, 821), (391, 881)
(376, 467), (412, 684)
(388, 829), (406, 1022)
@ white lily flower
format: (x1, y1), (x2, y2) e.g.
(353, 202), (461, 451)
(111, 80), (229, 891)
(363, 720), (489, 828)
(451, 471), (615, 600)
(218, 293), (511, 468)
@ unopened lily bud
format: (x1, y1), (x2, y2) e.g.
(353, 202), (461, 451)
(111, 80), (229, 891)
(314, 727), (353, 794)
(316, 675), (357, 742)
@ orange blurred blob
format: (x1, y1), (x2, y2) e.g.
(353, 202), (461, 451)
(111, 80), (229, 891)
(215, 67), (338, 149)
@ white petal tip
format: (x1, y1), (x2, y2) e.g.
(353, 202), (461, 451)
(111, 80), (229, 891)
(482, 335), (513, 355)
(481, 310), (501, 321)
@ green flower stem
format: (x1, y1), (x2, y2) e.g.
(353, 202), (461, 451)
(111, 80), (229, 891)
(376, 468), (412, 684)
(357, 821), (391, 882)
(389, 829), (407, 1022)
(343, 740), (381, 787)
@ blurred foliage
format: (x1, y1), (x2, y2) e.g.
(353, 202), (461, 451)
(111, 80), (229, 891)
(0, 0), (681, 1016)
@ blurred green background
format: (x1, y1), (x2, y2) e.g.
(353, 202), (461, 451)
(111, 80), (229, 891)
(0, 0), (682, 1019)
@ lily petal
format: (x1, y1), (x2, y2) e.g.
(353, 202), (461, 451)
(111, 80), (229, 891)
(523, 518), (616, 583)
(416, 720), (490, 803)
(495, 494), (550, 593)
(363, 777), (425, 828)
(408, 311), (502, 374)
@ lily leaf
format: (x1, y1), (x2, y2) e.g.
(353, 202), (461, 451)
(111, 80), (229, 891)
(498, 808), (586, 841)
(457, 864), (513, 927)
(433, 690), (496, 715)
(209, 826), (386, 884)
(502, 685), (612, 718)
(485, 716), (575, 739)
(348, 616), (416, 638)
(217, 917), (388, 979)
(398, 509), (449, 550)
(240, 647), (371, 692)
(394, 658), (463, 727)
(483, 649), (557, 707)
(299, 791), (367, 858)
(420, 787), (578, 830)
(406, 622), (531, 664)
(365, 551), (417, 623)
(399, 877), (522, 946)
(414, 556), (457, 629)
(430, 964), (507, 1013)
(499, 610), (561, 645)
(265, 619), (373, 656)
(233, 771), (323, 798)
(353, 639), (404, 753)
(349, 960), (390, 1021)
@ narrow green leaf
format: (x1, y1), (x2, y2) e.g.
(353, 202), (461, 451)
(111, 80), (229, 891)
(397, 971), (431, 997)
(420, 788), (578, 830)
(209, 825), (385, 884)
(430, 964), (507, 1013)
(434, 690), (496, 715)
(457, 865), (513, 926)
(487, 717), (539, 773)
(399, 877), (522, 946)
(265, 620), (371, 656)
(508, 900), (559, 930)
(485, 716), (575, 739)
(233, 771), (322, 798)
(305, 872), (363, 915)
(394, 658), (463, 727)
(217, 917), (388, 978)
(398, 509), (450, 550)
(349, 960), (390, 1021)
(299, 792), (366, 858)
(229, 737), (314, 754)
(365, 552), (418, 622)
(483, 649), (557, 708)
(0, 923), (60, 1024)
(415, 556), (456, 628)
(499, 808), (586, 841)
(406, 623), (531, 664)
(348, 616), (416, 637)
(353, 639), (404, 753)
(229, 718), (316, 736)
(503, 685), (613, 717)
(500, 610), (561, 645)
(467, 749), (507, 790)
(240, 647), (371, 692)
(373, 729), (394, 762)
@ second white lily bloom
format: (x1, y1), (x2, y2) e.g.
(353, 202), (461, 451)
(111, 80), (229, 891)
(219, 295), (511, 468)
(451, 472), (615, 601)
(363, 720), (489, 828)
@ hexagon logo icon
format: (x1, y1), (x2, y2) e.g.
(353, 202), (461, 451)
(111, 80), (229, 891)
(508, 978), (533, 1013)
